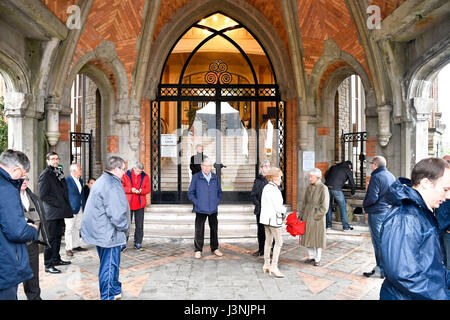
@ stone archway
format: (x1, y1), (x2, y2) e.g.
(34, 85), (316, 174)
(403, 38), (450, 167)
(143, 0), (296, 102)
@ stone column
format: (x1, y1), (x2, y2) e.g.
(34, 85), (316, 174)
(411, 97), (434, 163)
(4, 92), (39, 187)
(376, 104), (392, 147)
(45, 97), (62, 148)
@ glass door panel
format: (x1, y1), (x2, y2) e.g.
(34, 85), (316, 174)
(160, 101), (178, 192)
(220, 101), (256, 192)
(181, 101), (217, 192)
(258, 101), (279, 168)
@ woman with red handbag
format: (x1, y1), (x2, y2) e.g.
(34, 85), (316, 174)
(299, 168), (330, 266)
(260, 167), (287, 278)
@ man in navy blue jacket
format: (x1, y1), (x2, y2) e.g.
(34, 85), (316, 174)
(64, 163), (86, 257)
(0, 149), (38, 300)
(188, 158), (223, 259)
(362, 156), (395, 278)
(380, 158), (450, 300)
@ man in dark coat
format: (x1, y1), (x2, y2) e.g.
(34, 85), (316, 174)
(250, 160), (270, 256)
(380, 158), (450, 300)
(190, 144), (205, 176)
(324, 160), (356, 231)
(20, 176), (51, 300)
(362, 156), (395, 278)
(38, 152), (73, 274)
(0, 149), (38, 300)
(188, 158), (223, 259)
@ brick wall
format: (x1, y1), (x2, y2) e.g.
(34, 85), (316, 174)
(285, 99), (297, 209)
(59, 121), (70, 142)
(107, 136), (119, 153)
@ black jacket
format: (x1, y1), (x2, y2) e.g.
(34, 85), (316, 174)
(38, 166), (73, 220)
(25, 188), (51, 247)
(190, 152), (205, 175)
(251, 174), (268, 215)
(324, 161), (356, 195)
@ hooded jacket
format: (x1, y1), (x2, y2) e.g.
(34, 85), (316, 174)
(0, 167), (38, 290)
(324, 161), (356, 195)
(380, 177), (449, 300)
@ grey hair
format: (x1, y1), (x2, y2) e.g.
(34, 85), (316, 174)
(259, 160), (270, 168)
(134, 162), (144, 170)
(308, 168), (322, 179)
(201, 157), (211, 165)
(372, 156), (387, 168)
(70, 163), (81, 172)
(0, 149), (30, 171)
(105, 156), (125, 171)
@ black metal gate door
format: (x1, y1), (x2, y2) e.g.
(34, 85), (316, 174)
(70, 131), (93, 183)
(341, 131), (367, 190)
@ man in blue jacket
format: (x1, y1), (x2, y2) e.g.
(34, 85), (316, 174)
(362, 156), (395, 278)
(188, 158), (223, 259)
(0, 149), (38, 300)
(64, 163), (86, 257)
(81, 156), (130, 300)
(380, 157), (450, 300)
(437, 155), (450, 268)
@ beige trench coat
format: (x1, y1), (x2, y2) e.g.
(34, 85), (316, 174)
(299, 179), (330, 249)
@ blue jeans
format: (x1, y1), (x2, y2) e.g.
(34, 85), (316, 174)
(326, 189), (349, 229)
(442, 232), (450, 269)
(368, 213), (386, 275)
(0, 285), (18, 300)
(96, 246), (122, 300)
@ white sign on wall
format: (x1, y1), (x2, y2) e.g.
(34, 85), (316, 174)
(161, 134), (178, 157)
(302, 151), (315, 171)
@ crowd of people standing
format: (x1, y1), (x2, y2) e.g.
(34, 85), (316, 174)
(0, 146), (449, 300)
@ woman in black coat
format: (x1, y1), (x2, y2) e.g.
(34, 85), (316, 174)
(250, 160), (271, 256)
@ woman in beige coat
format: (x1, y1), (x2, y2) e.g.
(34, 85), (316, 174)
(299, 168), (330, 266)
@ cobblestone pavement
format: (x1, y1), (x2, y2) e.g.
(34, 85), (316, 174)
(17, 233), (384, 300)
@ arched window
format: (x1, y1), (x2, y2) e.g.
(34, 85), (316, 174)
(151, 12), (284, 204)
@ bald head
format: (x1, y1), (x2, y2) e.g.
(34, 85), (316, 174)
(443, 155), (450, 162)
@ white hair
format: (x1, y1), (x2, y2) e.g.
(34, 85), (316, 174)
(70, 163), (81, 172)
(308, 168), (322, 179)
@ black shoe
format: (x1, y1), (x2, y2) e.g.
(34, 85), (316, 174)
(304, 259), (315, 264)
(363, 270), (375, 277)
(252, 251), (264, 257)
(54, 260), (71, 266)
(343, 226), (354, 231)
(313, 261), (320, 267)
(73, 246), (88, 252)
(45, 266), (61, 274)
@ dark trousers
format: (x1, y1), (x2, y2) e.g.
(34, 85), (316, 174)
(0, 285), (18, 300)
(256, 214), (265, 253)
(23, 242), (41, 300)
(132, 208), (145, 245)
(194, 212), (219, 252)
(44, 219), (64, 268)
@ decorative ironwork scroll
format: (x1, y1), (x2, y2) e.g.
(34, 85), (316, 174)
(205, 60), (232, 84)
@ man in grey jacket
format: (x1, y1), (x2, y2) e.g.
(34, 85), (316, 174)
(81, 156), (130, 300)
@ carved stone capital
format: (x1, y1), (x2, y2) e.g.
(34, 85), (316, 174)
(376, 104), (392, 147)
(3, 92), (31, 117)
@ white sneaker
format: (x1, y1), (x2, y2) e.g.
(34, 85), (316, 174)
(213, 249), (223, 257)
(194, 251), (202, 259)
(114, 293), (122, 300)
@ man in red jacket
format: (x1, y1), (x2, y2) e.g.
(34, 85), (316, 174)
(121, 162), (150, 251)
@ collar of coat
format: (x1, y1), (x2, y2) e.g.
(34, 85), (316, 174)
(0, 166), (24, 190)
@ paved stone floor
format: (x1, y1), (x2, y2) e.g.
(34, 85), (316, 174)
(17, 232), (384, 300)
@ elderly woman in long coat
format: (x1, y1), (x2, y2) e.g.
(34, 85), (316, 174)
(299, 168), (330, 266)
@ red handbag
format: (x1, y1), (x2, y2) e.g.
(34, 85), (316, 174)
(286, 212), (306, 244)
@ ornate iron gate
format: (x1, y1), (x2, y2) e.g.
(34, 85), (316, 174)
(70, 131), (93, 183)
(341, 131), (367, 190)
